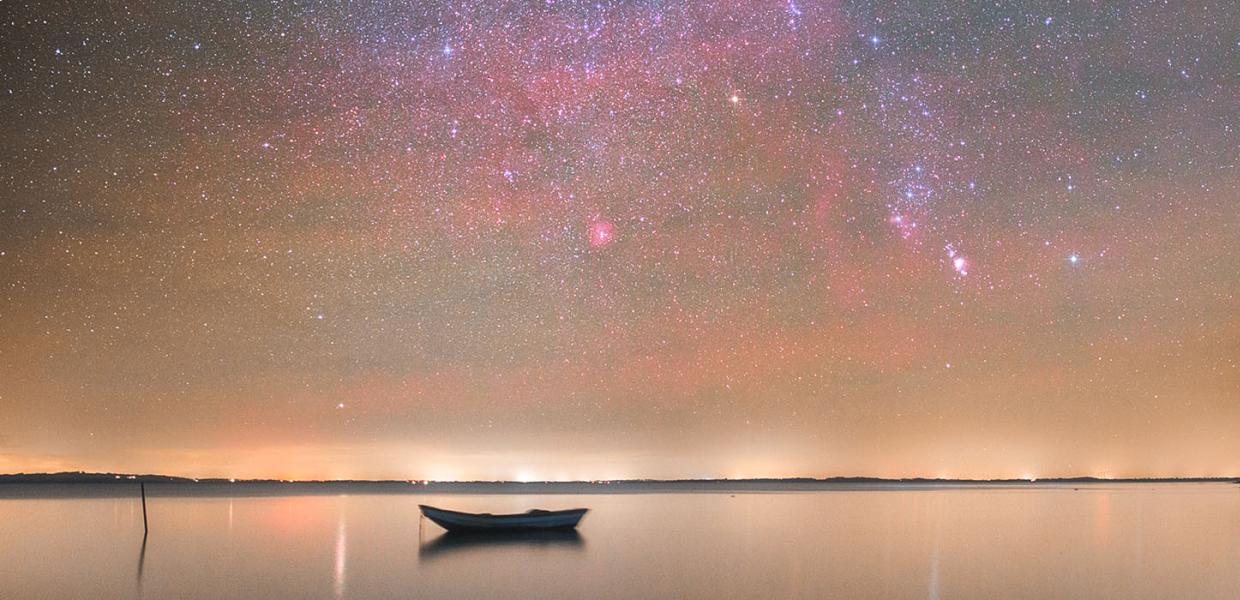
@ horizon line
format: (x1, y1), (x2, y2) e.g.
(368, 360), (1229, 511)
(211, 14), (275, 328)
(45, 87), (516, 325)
(3, 471), (1238, 484)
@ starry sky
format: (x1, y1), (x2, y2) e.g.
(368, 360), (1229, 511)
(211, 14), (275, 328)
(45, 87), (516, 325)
(1, 1), (1237, 480)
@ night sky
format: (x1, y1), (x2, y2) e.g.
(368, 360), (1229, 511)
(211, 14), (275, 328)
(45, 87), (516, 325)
(1, 1), (1237, 480)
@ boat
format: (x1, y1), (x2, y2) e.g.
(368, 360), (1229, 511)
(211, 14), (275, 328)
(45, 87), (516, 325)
(419, 504), (588, 532)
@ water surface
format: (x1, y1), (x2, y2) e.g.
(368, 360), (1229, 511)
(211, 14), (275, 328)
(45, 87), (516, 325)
(1, 484), (1238, 599)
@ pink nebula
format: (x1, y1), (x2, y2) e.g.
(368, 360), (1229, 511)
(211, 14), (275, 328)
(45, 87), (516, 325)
(589, 220), (616, 248)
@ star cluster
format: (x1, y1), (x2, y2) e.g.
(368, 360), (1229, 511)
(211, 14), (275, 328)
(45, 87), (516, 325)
(0, 0), (1237, 479)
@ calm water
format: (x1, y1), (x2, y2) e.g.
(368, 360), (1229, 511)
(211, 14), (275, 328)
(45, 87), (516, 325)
(1, 484), (1238, 599)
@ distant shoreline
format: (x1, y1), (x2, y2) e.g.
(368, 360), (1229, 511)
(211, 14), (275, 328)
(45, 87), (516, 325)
(0, 472), (1236, 498)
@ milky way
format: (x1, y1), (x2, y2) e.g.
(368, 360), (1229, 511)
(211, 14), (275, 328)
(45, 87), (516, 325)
(1, 1), (1237, 479)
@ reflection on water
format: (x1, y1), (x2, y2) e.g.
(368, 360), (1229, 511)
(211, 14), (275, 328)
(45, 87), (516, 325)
(0, 485), (1238, 599)
(419, 529), (585, 562)
(136, 534), (148, 586)
(333, 514), (346, 599)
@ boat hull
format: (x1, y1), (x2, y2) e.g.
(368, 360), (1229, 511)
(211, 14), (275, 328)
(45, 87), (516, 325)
(419, 504), (588, 532)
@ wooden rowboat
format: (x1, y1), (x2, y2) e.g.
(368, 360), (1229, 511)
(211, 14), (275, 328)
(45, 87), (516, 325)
(419, 504), (588, 532)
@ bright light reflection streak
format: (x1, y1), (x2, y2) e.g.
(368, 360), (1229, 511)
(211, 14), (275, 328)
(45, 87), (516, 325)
(334, 512), (347, 599)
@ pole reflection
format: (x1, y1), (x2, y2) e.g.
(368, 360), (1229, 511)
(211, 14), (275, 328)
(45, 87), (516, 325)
(135, 532), (148, 597)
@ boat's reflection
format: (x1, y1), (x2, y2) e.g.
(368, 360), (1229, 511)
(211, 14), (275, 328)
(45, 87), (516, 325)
(418, 529), (585, 561)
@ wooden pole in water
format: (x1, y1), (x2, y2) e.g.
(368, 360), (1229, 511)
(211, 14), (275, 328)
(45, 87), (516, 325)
(141, 482), (148, 536)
